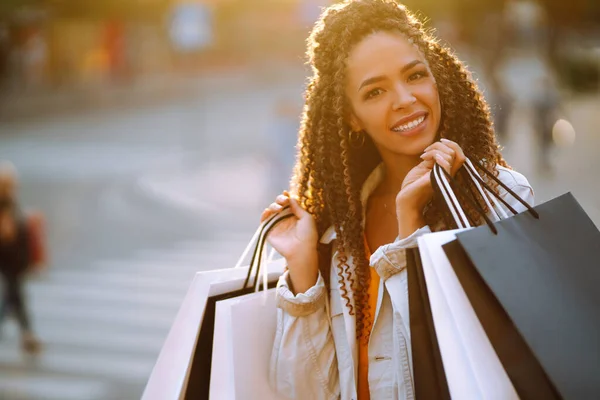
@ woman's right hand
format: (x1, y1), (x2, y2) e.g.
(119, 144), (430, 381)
(260, 191), (319, 293)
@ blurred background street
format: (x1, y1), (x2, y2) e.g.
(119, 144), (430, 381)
(0, 0), (599, 399)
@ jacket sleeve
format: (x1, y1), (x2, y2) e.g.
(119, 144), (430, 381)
(269, 270), (340, 400)
(495, 169), (535, 214)
(369, 225), (432, 280)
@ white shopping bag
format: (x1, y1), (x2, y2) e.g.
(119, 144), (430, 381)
(144, 207), (293, 400)
(417, 229), (518, 400)
(210, 289), (281, 400)
(142, 260), (285, 400)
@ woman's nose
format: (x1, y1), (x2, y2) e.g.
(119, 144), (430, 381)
(392, 84), (416, 110)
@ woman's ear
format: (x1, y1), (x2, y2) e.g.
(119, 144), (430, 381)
(348, 112), (362, 132)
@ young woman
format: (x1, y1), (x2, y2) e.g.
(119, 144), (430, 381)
(261, 1), (534, 399)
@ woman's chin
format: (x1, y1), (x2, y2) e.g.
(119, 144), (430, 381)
(394, 133), (437, 157)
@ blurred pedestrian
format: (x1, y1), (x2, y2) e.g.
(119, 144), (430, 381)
(0, 161), (42, 354)
(489, 73), (513, 143)
(532, 76), (561, 174)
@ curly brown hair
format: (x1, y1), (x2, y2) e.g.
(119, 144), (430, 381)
(290, 0), (509, 341)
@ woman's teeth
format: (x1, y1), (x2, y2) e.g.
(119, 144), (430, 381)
(392, 115), (425, 132)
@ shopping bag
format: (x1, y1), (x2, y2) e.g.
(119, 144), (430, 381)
(408, 160), (519, 399)
(25, 210), (48, 271)
(207, 209), (294, 399)
(406, 247), (450, 400)
(210, 289), (280, 400)
(143, 208), (293, 400)
(417, 229), (518, 400)
(442, 239), (559, 399)
(185, 261), (283, 400)
(436, 159), (600, 399)
(143, 264), (284, 400)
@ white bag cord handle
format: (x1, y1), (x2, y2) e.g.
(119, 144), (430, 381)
(235, 221), (265, 269)
(434, 162), (513, 233)
(433, 163), (471, 229)
(234, 206), (292, 269)
(463, 159), (507, 221)
(434, 158), (539, 233)
(242, 208), (294, 291)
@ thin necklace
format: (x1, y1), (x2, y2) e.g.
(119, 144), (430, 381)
(382, 199), (396, 219)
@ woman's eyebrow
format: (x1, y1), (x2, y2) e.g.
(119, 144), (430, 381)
(357, 60), (424, 92)
(400, 60), (424, 74)
(358, 75), (386, 92)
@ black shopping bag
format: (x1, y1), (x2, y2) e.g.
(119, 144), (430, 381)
(447, 192), (600, 400)
(434, 159), (600, 400)
(406, 248), (451, 400)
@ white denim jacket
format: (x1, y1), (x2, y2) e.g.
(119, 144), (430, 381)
(269, 163), (535, 400)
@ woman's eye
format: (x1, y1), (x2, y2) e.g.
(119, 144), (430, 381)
(365, 88), (384, 100)
(408, 70), (428, 82)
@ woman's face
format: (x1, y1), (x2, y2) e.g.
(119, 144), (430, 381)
(345, 31), (441, 157)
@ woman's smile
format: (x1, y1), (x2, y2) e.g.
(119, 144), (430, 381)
(390, 111), (429, 137)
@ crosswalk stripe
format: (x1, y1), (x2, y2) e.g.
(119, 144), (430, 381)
(29, 298), (178, 328)
(0, 373), (109, 400)
(36, 326), (167, 355)
(2, 318), (168, 355)
(91, 259), (203, 277)
(90, 258), (239, 278)
(28, 283), (185, 309)
(136, 249), (238, 265)
(0, 345), (155, 383)
(41, 269), (191, 294)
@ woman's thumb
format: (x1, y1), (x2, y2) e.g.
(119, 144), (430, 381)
(288, 196), (307, 219)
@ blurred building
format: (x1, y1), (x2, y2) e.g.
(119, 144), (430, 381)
(0, 0), (337, 91)
(1, 0), (596, 93)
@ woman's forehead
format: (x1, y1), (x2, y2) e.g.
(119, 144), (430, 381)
(346, 31), (424, 85)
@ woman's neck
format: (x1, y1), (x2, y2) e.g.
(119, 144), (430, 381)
(377, 153), (421, 196)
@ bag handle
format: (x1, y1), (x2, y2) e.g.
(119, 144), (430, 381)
(234, 206), (290, 269)
(462, 159), (506, 221)
(432, 161), (471, 229)
(431, 157), (539, 235)
(463, 157), (539, 219)
(433, 164), (499, 234)
(242, 208), (294, 290)
(235, 204), (295, 270)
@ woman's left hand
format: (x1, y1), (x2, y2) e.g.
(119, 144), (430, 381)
(420, 138), (467, 178)
(395, 138), (467, 238)
(398, 138), (467, 209)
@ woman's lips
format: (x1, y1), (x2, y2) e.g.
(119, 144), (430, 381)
(391, 113), (428, 137)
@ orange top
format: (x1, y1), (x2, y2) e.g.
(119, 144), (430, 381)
(358, 238), (380, 400)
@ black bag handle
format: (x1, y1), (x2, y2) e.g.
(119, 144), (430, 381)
(243, 207), (294, 290)
(431, 161), (471, 229)
(463, 158), (539, 219)
(434, 164), (498, 235)
(431, 157), (539, 235)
